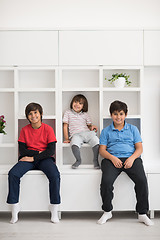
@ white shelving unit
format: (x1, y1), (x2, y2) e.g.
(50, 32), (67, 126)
(0, 64), (143, 211)
(0, 29), (160, 214)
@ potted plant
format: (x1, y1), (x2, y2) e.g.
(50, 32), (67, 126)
(105, 73), (131, 88)
(0, 115), (6, 143)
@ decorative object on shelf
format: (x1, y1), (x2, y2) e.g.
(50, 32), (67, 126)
(106, 73), (131, 88)
(0, 115), (6, 143)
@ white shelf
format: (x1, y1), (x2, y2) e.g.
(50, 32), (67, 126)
(18, 88), (56, 92)
(60, 165), (101, 173)
(62, 88), (100, 92)
(0, 143), (15, 148)
(0, 88), (14, 92)
(103, 115), (141, 119)
(102, 66), (143, 70)
(18, 115), (56, 119)
(103, 87), (141, 92)
(62, 143), (90, 148)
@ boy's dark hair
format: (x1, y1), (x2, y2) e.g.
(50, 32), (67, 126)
(25, 102), (43, 122)
(70, 94), (88, 112)
(109, 100), (128, 115)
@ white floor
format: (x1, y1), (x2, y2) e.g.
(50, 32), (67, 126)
(0, 211), (160, 240)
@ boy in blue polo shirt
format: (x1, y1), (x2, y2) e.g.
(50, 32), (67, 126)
(97, 100), (153, 226)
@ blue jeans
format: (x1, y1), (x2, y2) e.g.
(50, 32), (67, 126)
(7, 158), (61, 204)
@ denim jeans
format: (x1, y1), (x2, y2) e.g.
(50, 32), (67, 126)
(7, 157), (61, 204)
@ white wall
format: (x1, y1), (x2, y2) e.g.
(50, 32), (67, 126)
(0, 0), (160, 29)
(143, 67), (160, 165)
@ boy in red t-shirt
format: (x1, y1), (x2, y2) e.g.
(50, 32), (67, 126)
(7, 102), (60, 224)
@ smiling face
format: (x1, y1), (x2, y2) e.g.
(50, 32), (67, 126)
(72, 100), (84, 113)
(27, 109), (42, 128)
(111, 110), (127, 128)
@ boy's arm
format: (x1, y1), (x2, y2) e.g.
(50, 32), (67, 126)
(63, 123), (70, 143)
(18, 142), (39, 158)
(99, 145), (123, 168)
(124, 142), (143, 169)
(19, 142), (56, 163)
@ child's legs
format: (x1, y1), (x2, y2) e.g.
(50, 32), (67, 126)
(70, 133), (84, 149)
(86, 131), (99, 148)
(101, 159), (121, 212)
(92, 144), (100, 167)
(37, 158), (61, 204)
(124, 158), (149, 214)
(70, 133), (83, 164)
(7, 161), (35, 204)
(82, 131), (100, 166)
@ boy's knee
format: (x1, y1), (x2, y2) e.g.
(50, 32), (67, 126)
(8, 169), (19, 180)
(101, 177), (114, 188)
(48, 170), (60, 182)
(136, 175), (148, 188)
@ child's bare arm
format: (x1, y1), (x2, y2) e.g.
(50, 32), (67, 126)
(87, 124), (98, 132)
(63, 123), (70, 143)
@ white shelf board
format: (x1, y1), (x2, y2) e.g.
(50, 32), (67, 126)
(103, 115), (141, 119)
(62, 143), (90, 147)
(60, 165), (101, 175)
(0, 88), (15, 92)
(102, 65), (143, 70)
(17, 66), (57, 70)
(18, 88), (56, 92)
(18, 115), (56, 119)
(62, 88), (100, 92)
(0, 143), (15, 147)
(103, 87), (141, 92)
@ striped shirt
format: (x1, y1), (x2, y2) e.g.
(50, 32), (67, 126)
(63, 109), (92, 138)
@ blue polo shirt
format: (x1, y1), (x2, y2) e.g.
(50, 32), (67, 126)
(100, 122), (142, 158)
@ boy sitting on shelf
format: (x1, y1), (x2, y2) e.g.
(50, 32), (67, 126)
(7, 102), (60, 224)
(97, 100), (154, 226)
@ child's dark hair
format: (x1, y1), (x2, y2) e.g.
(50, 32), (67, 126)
(70, 94), (88, 112)
(25, 102), (43, 121)
(109, 100), (128, 115)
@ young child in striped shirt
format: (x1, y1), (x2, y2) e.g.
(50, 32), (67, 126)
(63, 94), (100, 169)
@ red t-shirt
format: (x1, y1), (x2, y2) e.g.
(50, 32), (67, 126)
(18, 123), (57, 151)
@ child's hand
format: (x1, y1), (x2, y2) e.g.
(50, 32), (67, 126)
(124, 157), (134, 169)
(111, 157), (123, 168)
(19, 156), (34, 162)
(90, 125), (98, 132)
(64, 139), (70, 143)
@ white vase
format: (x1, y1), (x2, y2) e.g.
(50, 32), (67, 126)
(0, 133), (3, 143)
(114, 77), (125, 88)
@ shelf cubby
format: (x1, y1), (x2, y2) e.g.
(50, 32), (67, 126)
(0, 69), (14, 88)
(103, 68), (141, 88)
(62, 69), (99, 89)
(18, 92), (55, 117)
(103, 91), (141, 117)
(62, 91), (100, 132)
(18, 69), (56, 89)
(0, 92), (15, 143)
(0, 147), (15, 164)
(63, 146), (95, 166)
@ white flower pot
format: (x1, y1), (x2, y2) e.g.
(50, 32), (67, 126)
(0, 133), (3, 143)
(114, 77), (125, 88)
